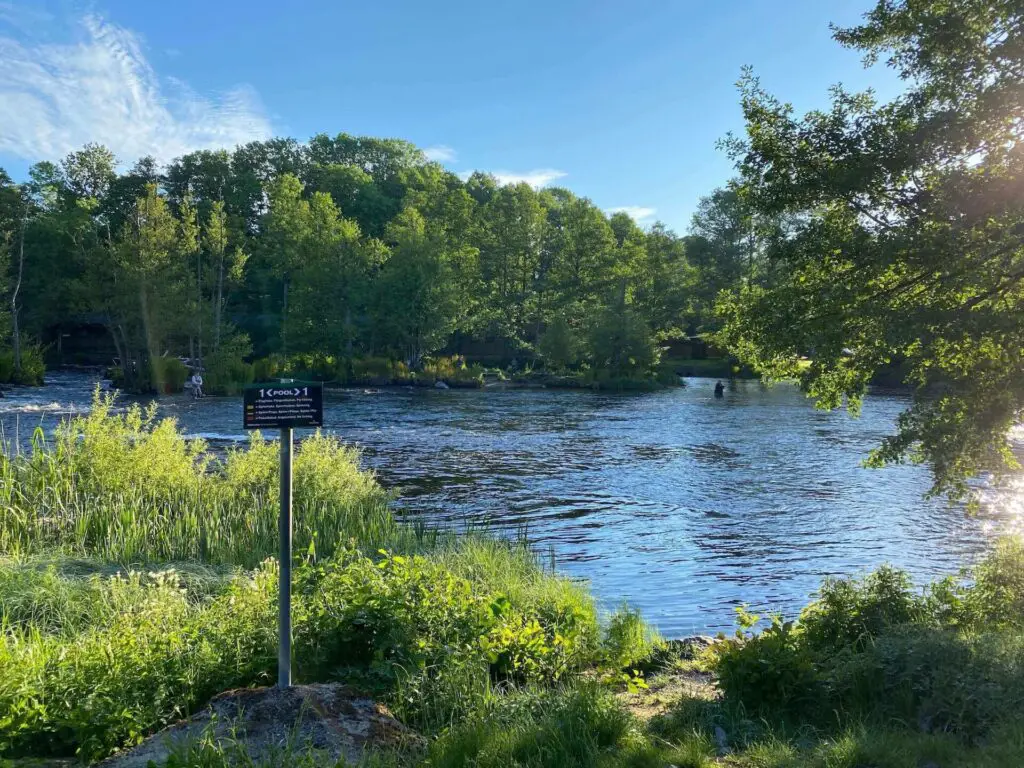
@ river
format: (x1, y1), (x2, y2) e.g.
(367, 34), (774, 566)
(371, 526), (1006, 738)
(3, 370), (1021, 637)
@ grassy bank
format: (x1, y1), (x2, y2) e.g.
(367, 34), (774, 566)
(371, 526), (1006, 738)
(0, 396), (643, 764)
(1, 395), (1021, 766)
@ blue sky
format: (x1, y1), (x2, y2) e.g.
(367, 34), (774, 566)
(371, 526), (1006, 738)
(0, 0), (903, 231)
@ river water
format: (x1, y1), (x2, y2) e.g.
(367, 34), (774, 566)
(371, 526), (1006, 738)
(4, 371), (1022, 636)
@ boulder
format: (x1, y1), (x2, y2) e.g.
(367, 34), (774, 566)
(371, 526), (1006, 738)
(100, 684), (418, 767)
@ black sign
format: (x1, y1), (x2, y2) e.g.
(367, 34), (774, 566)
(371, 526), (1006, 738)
(244, 382), (324, 429)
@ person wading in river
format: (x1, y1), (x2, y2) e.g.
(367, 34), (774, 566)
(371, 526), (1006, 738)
(714, 380), (725, 398)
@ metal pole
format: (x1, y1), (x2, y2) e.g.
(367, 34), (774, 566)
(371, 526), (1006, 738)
(278, 426), (293, 688)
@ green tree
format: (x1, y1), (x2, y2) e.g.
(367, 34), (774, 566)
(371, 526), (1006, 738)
(371, 207), (476, 363)
(476, 183), (547, 348)
(717, 0), (1024, 498)
(257, 174), (311, 355)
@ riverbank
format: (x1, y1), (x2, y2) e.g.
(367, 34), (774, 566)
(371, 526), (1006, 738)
(0, 397), (1021, 766)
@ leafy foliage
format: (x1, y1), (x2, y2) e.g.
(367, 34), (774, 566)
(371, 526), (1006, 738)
(0, 131), (714, 390)
(707, 541), (1024, 741)
(717, 0), (1024, 496)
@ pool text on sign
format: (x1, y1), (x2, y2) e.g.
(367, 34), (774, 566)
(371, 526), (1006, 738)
(243, 383), (323, 430)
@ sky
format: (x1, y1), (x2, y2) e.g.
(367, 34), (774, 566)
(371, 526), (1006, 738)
(0, 0), (905, 232)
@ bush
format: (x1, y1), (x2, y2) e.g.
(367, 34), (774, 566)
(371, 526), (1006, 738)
(0, 344), (45, 386)
(800, 565), (929, 654)
(603, 606), (659, 670)
(151, 356), (189, 394)
(709, 610), (821, 720)
(421, 356), (483, 387)
(347, 356), (412, 385)
(707, 545), (1024, 741)
(297, 544), (600, 731)
(202, 334), (255, 396)
(0, 542), (604, 760)
(537, 316), (579, 371)
(823, 628), (1024, 741)
(0, 565), (278, 761)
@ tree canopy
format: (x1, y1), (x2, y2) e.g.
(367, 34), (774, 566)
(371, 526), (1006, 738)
(717, 0), (1024, 498)
(0, 133), (731, 392)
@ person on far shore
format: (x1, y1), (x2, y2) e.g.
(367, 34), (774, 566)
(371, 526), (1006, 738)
(714, 380), (725, 398)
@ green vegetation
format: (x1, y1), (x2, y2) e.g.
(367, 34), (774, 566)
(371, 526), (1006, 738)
(2, 394), (1022, 767)
(0, 135), (711, 394)
(0, 399), (621, 764)
(5, 0), (1024, 764)
(715, 0), (1024, 497)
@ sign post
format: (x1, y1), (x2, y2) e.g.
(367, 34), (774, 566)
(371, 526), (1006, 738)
(243, 381), (324, 688)
(278, 424), (292, 688)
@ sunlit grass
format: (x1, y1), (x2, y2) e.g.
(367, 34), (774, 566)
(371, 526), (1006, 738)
(0, 392), (422, 566)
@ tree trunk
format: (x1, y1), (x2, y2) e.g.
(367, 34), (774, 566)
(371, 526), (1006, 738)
(345, 306), (353, 358)
(214, 252), (225, 351)
(281, 278), (289, 356)
(11, 212), (25, 376)
(196, 248), (203, 368)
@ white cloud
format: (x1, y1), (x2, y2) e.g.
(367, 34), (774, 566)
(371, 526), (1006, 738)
(423, 145), (456, 162)
(607, 206), (657, 222)
(459, 168), (567, 188)
(0, 14), (272, 164)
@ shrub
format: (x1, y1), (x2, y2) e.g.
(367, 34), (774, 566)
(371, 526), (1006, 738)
(202, 334), (255, 396)
(823, 628), (1024, 741)
(537, 316), (579, 371)
(709, 610), (821, 720)
(348, 356), (411, 385)
(422, 356), (484, 387)
(0, 344), (45, 386)
(0, 542), (603, 760)
(603, 606), (659, 670)
(799, 565), (929, 654)
(297, 546), (600, 730)
(707, 546), (1024, 741)
(151, 356), (189, 393)
(0, 565), (278, 761)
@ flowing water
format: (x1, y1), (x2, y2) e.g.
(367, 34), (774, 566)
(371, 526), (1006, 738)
(5, 370), (1023, 636)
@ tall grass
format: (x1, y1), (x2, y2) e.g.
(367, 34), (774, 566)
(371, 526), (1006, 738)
(0, 393), (618, 763)
(0, 392), (416, 565)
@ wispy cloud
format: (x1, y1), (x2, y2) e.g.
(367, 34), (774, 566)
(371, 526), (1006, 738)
(607, 206), (657, 222)
(423, 145), (456, 162)
(460, 168), (567, 188)
(0, 13), (272, 164)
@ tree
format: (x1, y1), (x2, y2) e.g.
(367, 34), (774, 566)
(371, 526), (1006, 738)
(537, 314), (578, 370)
(717, 0), (1024, 498)
(371, 207), (476, 363)
(257, 174), (311, 355)
(179, 195), (202, 363)
(204, 201), (230, 351)
(99, 185), (186, 390)
(476, 183), (547, 347)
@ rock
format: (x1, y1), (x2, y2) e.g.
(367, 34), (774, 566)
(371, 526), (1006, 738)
(434, 380), (450, 389)
(99, 684), (419, 767)
(713, 725), (730, 755)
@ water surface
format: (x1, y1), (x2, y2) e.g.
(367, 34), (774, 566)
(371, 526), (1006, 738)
(4, 371), (1021, 636)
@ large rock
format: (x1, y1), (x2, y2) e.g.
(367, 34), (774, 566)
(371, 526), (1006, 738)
(100, 684), (418, 767)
